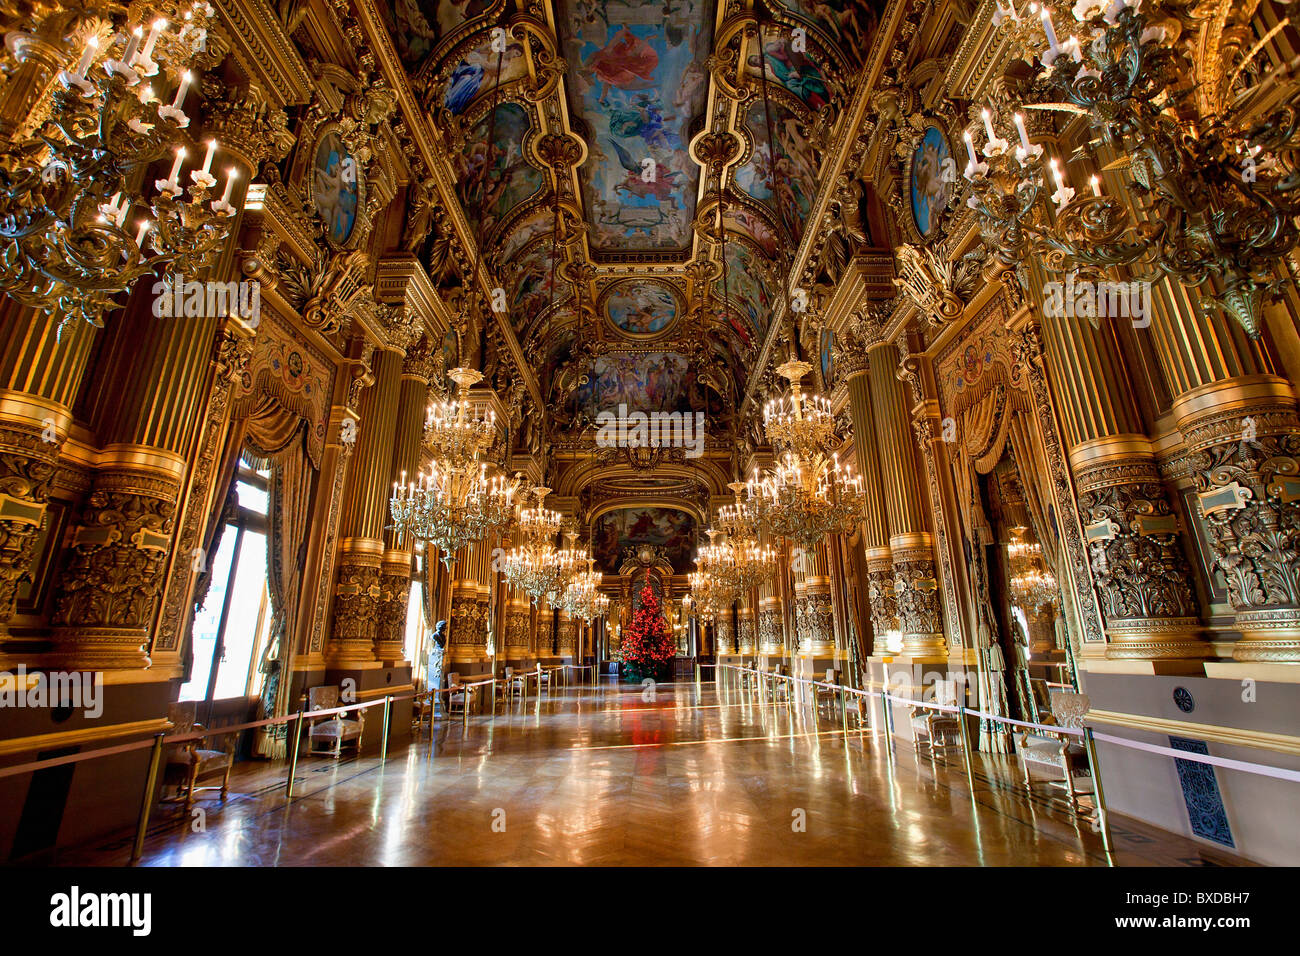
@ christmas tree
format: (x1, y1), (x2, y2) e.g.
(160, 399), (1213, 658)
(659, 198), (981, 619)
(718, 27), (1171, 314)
(620, 579), (675, 682)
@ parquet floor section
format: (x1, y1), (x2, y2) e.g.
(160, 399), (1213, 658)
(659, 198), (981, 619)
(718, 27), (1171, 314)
(49, 679), (1247, 866)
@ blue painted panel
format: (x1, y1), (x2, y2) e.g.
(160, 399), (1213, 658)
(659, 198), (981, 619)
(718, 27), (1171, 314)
(1169, 736), (1234, 848)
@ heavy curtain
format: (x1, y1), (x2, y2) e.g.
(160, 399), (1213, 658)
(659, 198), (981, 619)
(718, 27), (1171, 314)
(244, 396), (317, 758)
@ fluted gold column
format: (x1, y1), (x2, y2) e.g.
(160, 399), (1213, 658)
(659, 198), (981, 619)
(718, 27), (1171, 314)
(1143, 279), (1300, 659)
(448, 542), (491, 666)
(715, 608), (736, 655)
(0, 303), (97, 655)
(792, 543), (835, 659)
(49, 294), (224, 668)
(503, 592), (532, 665)
(757, 574), (785, 659)
(868, 341), (944, 655)
(844, 351), (896, 648)
(329, 348), (403, 665)
(373, 344), (432, 662)
(557, 609), (578, 660)
(1042, 312), (1205, 660)
(736, 596), (756, 656)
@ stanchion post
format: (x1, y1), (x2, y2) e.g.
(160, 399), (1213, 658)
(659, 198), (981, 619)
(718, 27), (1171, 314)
(286, 711), (303, 796)
(131, 733), (165, 863)
(956, 699), (978, 794)
(380, 696), (392, 763)
(1084, 726), (1115, 856)
(840, 685), (849, 737)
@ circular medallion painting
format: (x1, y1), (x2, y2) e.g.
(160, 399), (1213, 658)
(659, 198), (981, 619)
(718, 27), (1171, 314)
(312, 129), (360, 245)
(909, 125), (951, 239)
(602, 280), (681, 337)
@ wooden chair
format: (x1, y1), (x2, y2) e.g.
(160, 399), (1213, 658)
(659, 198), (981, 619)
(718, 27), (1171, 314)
(910, 679), (962, 754)
(815, 668), (842, 715)
(446, 673), (476, 715)
(162, 701), (233, 810)
(1016, 690), (1092, 812)
(769, 664), (792, 703)
(307, 686), (365, 758)
(535, 663), (551, 695)
(505, 666), (529, 702)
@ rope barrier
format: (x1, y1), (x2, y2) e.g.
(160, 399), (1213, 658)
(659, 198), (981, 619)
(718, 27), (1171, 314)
(714, 663), (1299, 783)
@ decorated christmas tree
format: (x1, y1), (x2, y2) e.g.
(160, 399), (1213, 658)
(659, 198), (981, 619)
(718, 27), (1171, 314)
(620, 579), (675, 682)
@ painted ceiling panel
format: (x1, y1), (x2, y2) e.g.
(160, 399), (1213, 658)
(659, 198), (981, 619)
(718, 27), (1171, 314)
(382, 0), (502, 72)
(733, 97), (818, 240)
(454, 102), (544, 235)
(559, 0), (714, 255)
(776, 0), (877, 61)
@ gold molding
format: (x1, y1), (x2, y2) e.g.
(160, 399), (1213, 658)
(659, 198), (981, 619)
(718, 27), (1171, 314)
(0, 717), (172, 757)
(1171, 374), (1297, 429)
(1087, 708), (1300, 758)
(1068, 433), (1157, 471)
(0, 390), (72, 430)
(96, 444), (188, 480)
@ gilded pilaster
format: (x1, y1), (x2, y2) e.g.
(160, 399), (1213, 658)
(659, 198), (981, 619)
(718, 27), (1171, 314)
(868, 340), (944, 656)
(328, 348), (403, 665)
(844, 355), (894, 641)
(50, 299), (221, 668)
(792, 544), (835, 658)
(1174, 376), (1300, 661)
(736, 598), (756, 655)
(1072, 436), (1204, 659)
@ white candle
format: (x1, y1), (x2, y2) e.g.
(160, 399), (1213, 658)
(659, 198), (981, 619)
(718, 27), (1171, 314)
(168, 146), (186, 183)
(135, 219), (151, 247)
(199, 138), (218, 176)
(1014, 112), (1031, 152)
(123, 25), (143, 65)
(1050, 158), (1067, 189)
(170, 70), (192, 109)
(981, 108), (998, 142)
(1041, 5), (1060, 52)
(141, 19), (167, 60)
(1090, 174), (1101, 196)
(73, 36), (98, 79)
(964, 130), (978, 166)
(219, 167), (238, 205)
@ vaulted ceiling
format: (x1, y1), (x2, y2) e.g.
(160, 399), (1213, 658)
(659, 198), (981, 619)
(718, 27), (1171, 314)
(379, 0), (882, 437)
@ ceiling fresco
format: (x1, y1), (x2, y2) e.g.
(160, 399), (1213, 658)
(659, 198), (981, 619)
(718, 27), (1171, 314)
(383, 0), (503, 73)
(569, 351), (701, 419)
(559, 0), (714, 255)
(379, 0), (883, 514)
(593, 506), (698, 573)
(455, 102), (544, 234)
(601, 278), (682, 335)
(733, 97), (818, 241)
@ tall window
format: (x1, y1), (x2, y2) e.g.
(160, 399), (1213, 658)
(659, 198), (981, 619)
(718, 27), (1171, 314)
(407, 546), (431, 686)
(180, 462), (273, 703)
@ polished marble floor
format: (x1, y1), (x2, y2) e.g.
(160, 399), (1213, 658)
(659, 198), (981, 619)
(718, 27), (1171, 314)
(56, 678), (1244, 866)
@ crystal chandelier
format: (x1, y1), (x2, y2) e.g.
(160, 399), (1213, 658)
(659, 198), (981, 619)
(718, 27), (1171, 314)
(1007, 526), (1059, 610)
(389, 460), (518, 568)
(559, 555), (608, 621)
(0, 2), (239, 336)
(500, 487), (572, 605)
(687, 529), (738, 620)
(424, 367), (497, 466)
(752, 361), (866, 551)
(968, 0), (1300, 336)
